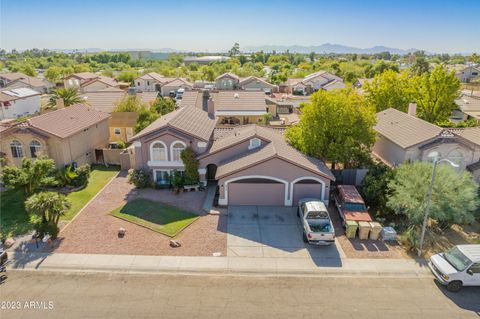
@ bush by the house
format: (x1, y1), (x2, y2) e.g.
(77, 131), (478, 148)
(128, 169), (150, 188)
(170, 170), (185, 190)
(55, 164), (91, 188)
(180, 147), (199, 185)
(72, 164), (91, 187)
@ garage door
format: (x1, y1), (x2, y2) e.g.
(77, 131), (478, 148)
(228, 178), (285, 206)
(292, 180), (323, 205)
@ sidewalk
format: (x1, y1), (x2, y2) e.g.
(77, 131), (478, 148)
(8, 252), (432, 277)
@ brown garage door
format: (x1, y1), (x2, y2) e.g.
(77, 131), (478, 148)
(292, 180), (323, 205)
(228, 178), (285, 206)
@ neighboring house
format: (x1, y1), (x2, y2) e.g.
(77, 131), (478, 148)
(373, 107), (480, 182)
(134, 72), (191, 96)
(0, 72), (53, 93)
(238, 76), (278, 93)
(0, 104), (110, 168)
(184, 56), (230, 65)
(455, 65), (480, 83)
(283, 71), (344, 95)
(215, 73), (240, 90)
(0, 88), (41, 120)
(64, 73), (119, 92)
(160, 78), (193, 97)
(453, 93), (480, 123)
(81, 88), (126, 113)
(109, 112), (138, 143)
(265, 97), (299, 125)
(214, 91), (268, 125)
(128, 106), (335, 206)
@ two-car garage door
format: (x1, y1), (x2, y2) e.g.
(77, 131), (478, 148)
(228, 178), (285, 206)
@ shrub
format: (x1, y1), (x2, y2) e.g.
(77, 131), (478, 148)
(180, 147), (199, 185)
(170, 170), (185, 189)
(128, 169), (150, 188)
(72, 164), (91, 187)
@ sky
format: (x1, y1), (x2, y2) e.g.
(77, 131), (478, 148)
(1, 0), (479, 54)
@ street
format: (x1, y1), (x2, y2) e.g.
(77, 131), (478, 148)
(0, 271), (479, 318)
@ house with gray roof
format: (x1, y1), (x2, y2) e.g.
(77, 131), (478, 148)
(373, 107), (480, 182)
(0, 72), (54, 93)
(128, 106), (334, 206)
(134, 72), (192, 96)
(283, 71), (344, 95)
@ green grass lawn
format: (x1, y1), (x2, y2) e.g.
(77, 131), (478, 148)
(110, 198), (199, 237)
(61, 165), (119, 221)
(0, 189), (31, 238)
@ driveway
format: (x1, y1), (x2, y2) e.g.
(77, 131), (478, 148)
(227, 206), (345, 260)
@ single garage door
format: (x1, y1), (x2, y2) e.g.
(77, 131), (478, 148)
(228, 178), (285, 206)
(292, 180), (323, 205)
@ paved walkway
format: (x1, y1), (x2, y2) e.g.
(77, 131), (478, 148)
(8, 251), (431, 277)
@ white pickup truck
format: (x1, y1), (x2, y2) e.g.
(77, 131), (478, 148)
(297, 199), (335, 245)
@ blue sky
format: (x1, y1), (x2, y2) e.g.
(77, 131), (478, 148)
(1, 0), (479, 53)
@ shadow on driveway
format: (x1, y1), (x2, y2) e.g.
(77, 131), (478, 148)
(435, 280), (480, 313)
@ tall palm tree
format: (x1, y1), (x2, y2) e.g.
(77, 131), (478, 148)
(25, 191), (71, 226)
(47, 87), (84, 108)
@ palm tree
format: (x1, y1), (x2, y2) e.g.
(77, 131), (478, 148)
(47, 87), (84, 108)
(25, 191), (71, 226)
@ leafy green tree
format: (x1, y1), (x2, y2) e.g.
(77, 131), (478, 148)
(228, 42), (240, 57)
(359, 164), (395, 219)
(414, 65), (460, 123)
(44, 66), (63, 83)
(387, 161), (479, 227)
(26, 191), (71, 238)
(135, 108), (160, 132)
(21, 63), (37, 77)
(150, 97), (175, 115)
(286, 88), (377, 169)
(116, 69), (139, 83)
(1, 157), (56, 194)
(364, 70), (416, 112)
(113, 95), (145, 112)
(180, 147), (199, 185)
(411, 56), (429, 75)
(47, 88), (84, 107)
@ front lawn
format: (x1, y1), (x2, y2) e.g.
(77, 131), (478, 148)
(0, 189), (32, 238)
(62, 165), (119, 221)
(110, 198), (199, 237)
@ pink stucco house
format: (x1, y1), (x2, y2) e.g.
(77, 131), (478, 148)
(128, 106), (334, 206)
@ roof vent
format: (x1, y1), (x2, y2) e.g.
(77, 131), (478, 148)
(234, 93), (239, 99)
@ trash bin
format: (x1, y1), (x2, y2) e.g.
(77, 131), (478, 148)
(369, 222), (382, 240)
(345, 220), (358, 239)
(381, 227), (397, 241)
(358, 221), (371, 240)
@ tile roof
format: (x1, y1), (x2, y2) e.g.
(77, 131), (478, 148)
(374, 108), (443, 148)
(138, 72), (177, 85)
(68, 72), (99, 80)
(82, 91), (126, 113)
(131, 106), (216, 142)
(452, 127), (480, 146)
(0, 72), (29, 81)
(210, 125), (334, 180)
(137, 91), (159, 105)
(215, 72), (240, 81)
(322, 80), (346, 91)
(0, 72), (48, 88)
(239, 76), (276, 88)
(214, 91), (267, 112)
(27, 104), (110, 138)
(163, 78), (193, 87)
(81, 76), (118, 88)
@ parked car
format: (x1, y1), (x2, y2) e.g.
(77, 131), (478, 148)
(429, 244), (480, 292)
(297, 198), (335, 245)
(334, 185), (372, 224)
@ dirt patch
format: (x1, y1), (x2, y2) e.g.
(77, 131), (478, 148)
(424, 221), (480, 258)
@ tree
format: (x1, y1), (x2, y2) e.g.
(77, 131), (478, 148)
(135, 108), (160, 132)
(44, 66), (62, 83)
(1, 157), (56, 194)
(359, 164), (395, 219)
(47, 88), (84, 107)
(285, 88), (377, 169)
(113, 95), (145, 112)
(21, 63), (37, 77)
(116, 69), (139, 83)
(228, 42), (240, 57)
(180, 147), (199, 185)
(387, 161), (479, 227)
(150, 97), (175, 115)
(410, 56), (429, 75)
(26, 191), (71, 238)
(414, 65), (460, 123)
(364, 70), (416, 112)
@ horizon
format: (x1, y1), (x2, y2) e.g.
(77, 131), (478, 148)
(1, 0), (479, 54)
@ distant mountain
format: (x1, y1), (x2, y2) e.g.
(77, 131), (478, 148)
(242, 43), (424, 55)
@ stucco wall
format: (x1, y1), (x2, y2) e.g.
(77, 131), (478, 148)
(372, 135), (407, 166)
(0, 95), (40, 120)
(0, 130), (50, 167)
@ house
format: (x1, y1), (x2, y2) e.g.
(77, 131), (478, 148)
(81, 88), (126, 113)
(128, 106), (335, 206)
(0, 104), (110, 168)
(373, 107), (480, 182)
(184, 56), (230, 65)
(0, 72), (53, 93)
(109, 112), (138, 143)
(134, 72), (192, 96)
(0, 88), (41, 120)
(455, 65), (480, 83)
(64, 73), (119, 92)
(213, 91), (268, 125)
(283, 71), (344, 95)
(453, 93), (480, 123)
(215, 73), (240, 90)
(238, 76), (278, 93)
(160, 78), (193, 97)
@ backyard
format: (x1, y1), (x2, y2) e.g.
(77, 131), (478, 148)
(110, 198), (199, 237)
(0, 165), (119, 238)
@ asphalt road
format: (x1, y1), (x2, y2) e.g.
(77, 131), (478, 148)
(0, 271), (479, 319)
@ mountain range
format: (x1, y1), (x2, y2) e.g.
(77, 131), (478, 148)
(242, 43), (423, 54)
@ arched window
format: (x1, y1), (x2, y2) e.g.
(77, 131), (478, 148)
(447, 150), (464, 167)
(30, 140), (42, 158)
(150, 141), (167, 161)
(171, 141), (186, 161)
(10, 140), (23, 158)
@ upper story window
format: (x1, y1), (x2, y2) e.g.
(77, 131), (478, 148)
(114, 128), (121, 135)
(172, 141), (186, 161)
(151, 141), (167, 161)
(447, 150), (464, 167)
(10, 140), (23, 158)
(30, 140), (42, 158)
(249, 138), (261, 150)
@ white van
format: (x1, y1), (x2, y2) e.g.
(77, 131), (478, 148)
(429, 244), (480, 292)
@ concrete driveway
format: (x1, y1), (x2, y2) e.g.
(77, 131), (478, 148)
(227, 206), (345, 260)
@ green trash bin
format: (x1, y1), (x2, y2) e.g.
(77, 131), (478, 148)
(345, 220), (358, 239)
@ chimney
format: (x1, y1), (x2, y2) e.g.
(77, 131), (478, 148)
(207, 98), (215, 119)
(56, 98), (65, 109)
(408, 102), (417, 117)
(201, 89), (210, 112)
